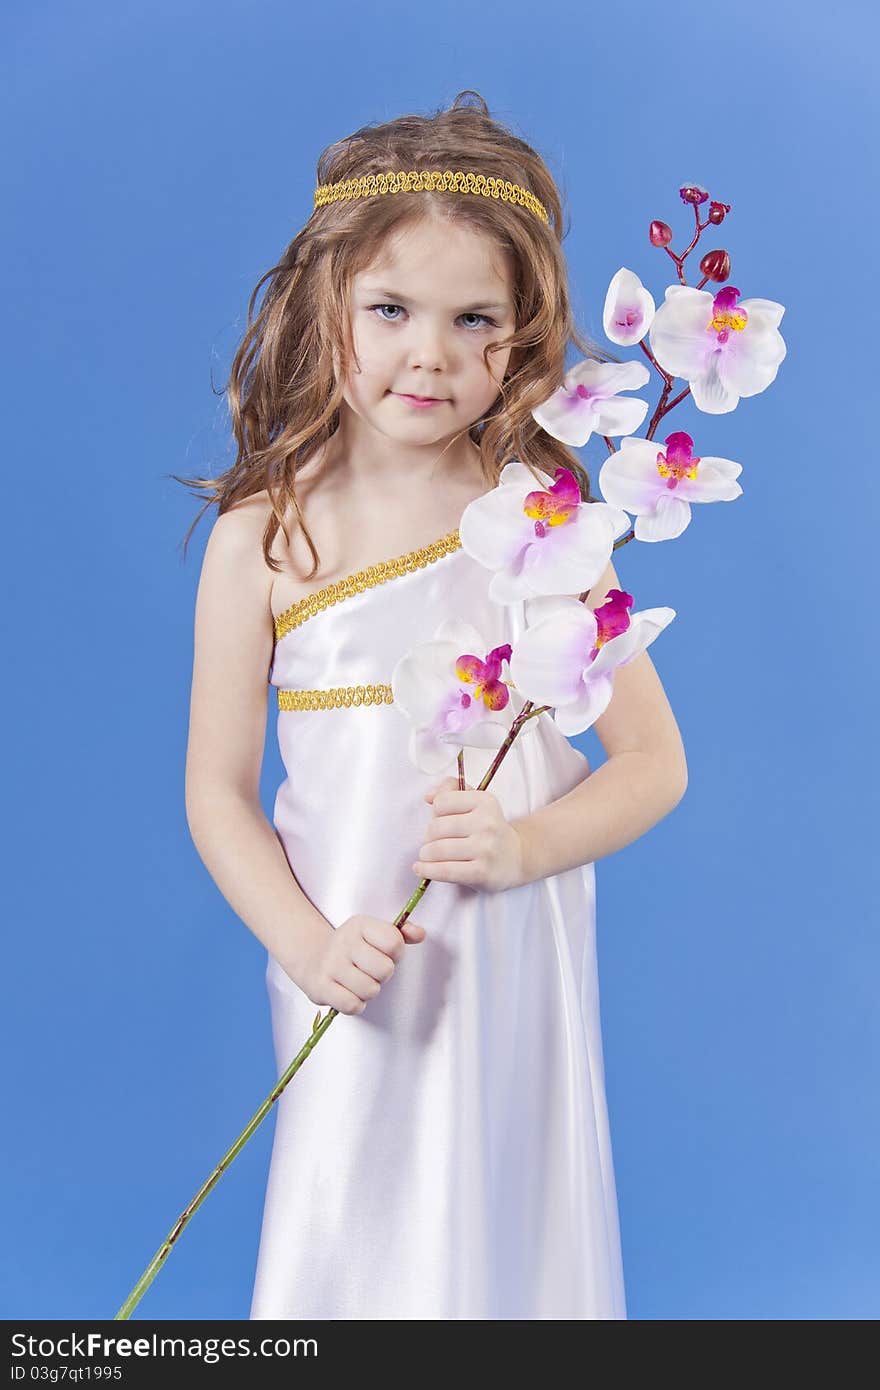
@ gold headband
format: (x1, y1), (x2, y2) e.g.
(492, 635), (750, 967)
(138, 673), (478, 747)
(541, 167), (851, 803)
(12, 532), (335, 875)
(313, 169), (549, 225)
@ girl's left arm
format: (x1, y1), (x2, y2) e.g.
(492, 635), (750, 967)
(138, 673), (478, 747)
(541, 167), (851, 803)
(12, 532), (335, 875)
(511, 555), (689, 885)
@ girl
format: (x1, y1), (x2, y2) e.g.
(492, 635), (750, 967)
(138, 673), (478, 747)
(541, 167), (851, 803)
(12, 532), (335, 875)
(179, 91), (688, 1320)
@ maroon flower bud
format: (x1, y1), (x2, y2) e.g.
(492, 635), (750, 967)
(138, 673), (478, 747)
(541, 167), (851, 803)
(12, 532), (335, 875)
(649, 220), (673, 247)
(708, 200), (731, 224)
(679, 183), (709, 205)
(699, 248), (731, 282)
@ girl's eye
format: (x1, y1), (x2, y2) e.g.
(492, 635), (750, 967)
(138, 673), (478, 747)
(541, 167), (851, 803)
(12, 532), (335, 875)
(368, 304), (497, 330)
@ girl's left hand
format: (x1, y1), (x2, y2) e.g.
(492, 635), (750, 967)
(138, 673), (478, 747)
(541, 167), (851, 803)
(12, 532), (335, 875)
(413, 776), (527, 893)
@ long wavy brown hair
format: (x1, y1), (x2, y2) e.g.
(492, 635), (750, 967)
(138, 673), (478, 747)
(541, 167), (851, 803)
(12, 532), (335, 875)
(172, 89), (622, 581)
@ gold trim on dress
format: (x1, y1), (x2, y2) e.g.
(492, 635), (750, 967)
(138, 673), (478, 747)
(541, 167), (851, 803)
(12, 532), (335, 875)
(277, 683), (394, 710)
(273, 528), (462, 643)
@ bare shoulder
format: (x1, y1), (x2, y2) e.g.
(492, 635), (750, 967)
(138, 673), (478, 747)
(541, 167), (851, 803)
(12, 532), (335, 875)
(195, 456), (347, 619)
(580, 555), (688, 786)
(197, 493), (275, 617)
(186, 492), (278, 809)
(210, 486), (276, 550)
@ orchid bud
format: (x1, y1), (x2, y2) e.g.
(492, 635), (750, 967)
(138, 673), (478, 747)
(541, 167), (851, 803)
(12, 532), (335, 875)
(679, 183), (709, 205)
(708, 200), (731, 225)
(699, 248), (731, 282)
(649, 219), (673, 247)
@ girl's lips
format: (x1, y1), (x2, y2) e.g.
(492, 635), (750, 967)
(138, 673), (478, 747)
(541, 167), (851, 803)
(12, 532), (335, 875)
(395, 392), (448, 407)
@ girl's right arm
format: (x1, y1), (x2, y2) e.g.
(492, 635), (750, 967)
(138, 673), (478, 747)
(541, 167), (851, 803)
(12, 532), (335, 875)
(184, 500), (427, 1015)
(184, 500), (336, 990)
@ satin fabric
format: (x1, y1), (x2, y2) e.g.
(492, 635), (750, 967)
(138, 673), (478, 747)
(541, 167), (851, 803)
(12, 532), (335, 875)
(249, 542), (627, 1320)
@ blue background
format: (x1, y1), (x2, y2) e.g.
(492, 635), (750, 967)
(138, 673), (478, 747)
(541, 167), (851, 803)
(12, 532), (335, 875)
(4, 0), (877, 1320)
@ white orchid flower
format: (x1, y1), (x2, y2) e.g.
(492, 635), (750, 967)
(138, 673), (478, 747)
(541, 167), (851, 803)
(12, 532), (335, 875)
(509, 589), (676, 737)
(530, 355), (652, 447)
(391, 618), (536, 776)
(602, 267), (657, 347)
(649, 283), (786, 414)
(459, 462), (631, 604)
(598, 429), (742, 541)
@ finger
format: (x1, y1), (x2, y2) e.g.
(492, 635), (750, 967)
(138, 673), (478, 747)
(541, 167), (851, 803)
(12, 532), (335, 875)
(431, 788), (479, 809)
(334, 961), (382, 1003)
(328, 982), (370, 1016)
(400, 920), (427, 942)
(351, 940), (396, 983)
(444, 810), (493, 839)
(414, 839), (474, 873)
(411, 858), (475, 885)
(363, 918), (409, 958)
(421, 812), (473, 842)
(424, 776), (470, 802)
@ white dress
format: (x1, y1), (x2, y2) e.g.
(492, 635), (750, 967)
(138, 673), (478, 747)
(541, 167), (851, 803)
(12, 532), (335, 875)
(248, 525), (627, 1320)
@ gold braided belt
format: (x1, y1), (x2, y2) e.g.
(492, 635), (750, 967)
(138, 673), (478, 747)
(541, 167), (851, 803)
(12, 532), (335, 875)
(277, 683), (394, 711)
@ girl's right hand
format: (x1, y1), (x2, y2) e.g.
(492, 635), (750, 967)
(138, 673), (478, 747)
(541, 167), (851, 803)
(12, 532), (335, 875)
(300, 913), (427, 1015)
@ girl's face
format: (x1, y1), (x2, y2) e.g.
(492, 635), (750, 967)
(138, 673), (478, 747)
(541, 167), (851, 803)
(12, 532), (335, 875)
(343, 218), (516, 448)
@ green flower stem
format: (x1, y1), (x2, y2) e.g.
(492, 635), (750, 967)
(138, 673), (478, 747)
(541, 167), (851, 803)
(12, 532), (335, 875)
(115, 548), (638, 1319)
(114, 1004), (338, 1319)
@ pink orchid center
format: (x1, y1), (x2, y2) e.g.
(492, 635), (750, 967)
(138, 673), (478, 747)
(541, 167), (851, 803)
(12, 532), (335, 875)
(707, 285), (748, 345)
(522, 466), (582, 540)
(655, 429), (701, 490)
(455, 643), (513, 712)
(614, 306), (641, 332)
(586, 588), (633, 664)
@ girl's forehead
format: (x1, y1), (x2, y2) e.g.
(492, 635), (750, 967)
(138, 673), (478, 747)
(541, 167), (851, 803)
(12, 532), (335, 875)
(355, 245), (514, 296)
(362, 218), (508, 267)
